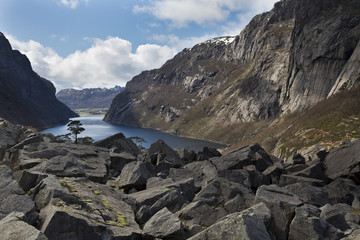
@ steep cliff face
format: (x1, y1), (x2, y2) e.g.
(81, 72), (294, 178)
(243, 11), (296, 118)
(56, 86), (124, 109)
(0, 33), (78, 129)
(105, 0), (360, 143)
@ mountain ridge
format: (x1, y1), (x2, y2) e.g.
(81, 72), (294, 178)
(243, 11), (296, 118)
(0, 33), (78, 129)
(56, 86), (124, 109)
(104, 0), (360, 149)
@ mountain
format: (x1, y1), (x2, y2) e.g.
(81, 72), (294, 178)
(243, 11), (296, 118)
(56, 86), (124, 109)
(105, 0), (360, 148)
(0, 32), (78, 129)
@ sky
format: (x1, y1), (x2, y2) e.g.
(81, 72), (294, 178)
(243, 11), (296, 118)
(0, 0), (278, 91)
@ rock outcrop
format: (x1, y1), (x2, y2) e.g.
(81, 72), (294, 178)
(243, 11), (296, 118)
(56, 86), (124, 109)
(0, 33), (77, 129)
(104, 0), (360, 144)
(1, 119), (360, 239)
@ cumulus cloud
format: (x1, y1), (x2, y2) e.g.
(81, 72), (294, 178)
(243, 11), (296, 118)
(57, 0), (89, 9)
(6, 35), (177, 91)
(134, 0), (278, 27)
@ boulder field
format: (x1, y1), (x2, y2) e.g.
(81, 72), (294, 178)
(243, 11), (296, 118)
(1, 117), (360, 240)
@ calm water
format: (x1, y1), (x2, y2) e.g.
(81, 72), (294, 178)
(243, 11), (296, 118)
(41, 115), (226, 151)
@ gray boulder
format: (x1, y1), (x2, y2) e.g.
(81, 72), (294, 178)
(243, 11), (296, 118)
(188, 209), (271, 240)
(254, 184), (304, 240)
(115, 161), (156, 191)
(143, 207), (185, 240)
(94, 132), (141, 156)
(0, 165), (38, 224)
(324, 139), (360, 182)
(210, 144), (272, 172)
(109, 151), (137, 176)
(320, 204), (351, 231)
(288, 204), (344, 240)
(285, 183), (330, 207)
(0, 212), (47, 240)
(31, 176), (141, 240)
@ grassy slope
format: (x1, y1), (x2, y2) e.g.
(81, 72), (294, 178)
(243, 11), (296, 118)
(224, 87), (360, 158)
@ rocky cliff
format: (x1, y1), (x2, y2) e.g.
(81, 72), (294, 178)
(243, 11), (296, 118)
(56, 86), (124, 109)
(104, 0), (360, 144)
(0, 33), (77, 129)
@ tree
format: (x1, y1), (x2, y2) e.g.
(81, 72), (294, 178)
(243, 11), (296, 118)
(67, 120), (85, 144)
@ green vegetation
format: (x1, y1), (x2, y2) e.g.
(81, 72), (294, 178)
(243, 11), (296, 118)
(67, 120), (85, 144)
(74, 108), (108, 116)
(226, 87), (360, 158)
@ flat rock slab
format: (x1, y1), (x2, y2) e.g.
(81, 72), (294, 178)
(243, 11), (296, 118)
(9, 142), (110, 187)
(31, 176), (141, 240)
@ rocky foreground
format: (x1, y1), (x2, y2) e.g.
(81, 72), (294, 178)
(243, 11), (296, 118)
(1, 118), (360, 240)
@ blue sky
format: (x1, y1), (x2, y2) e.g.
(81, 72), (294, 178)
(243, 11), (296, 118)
(0, 0), (278, 90)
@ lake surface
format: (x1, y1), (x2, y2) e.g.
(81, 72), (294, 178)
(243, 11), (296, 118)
(41, 115), (226, 151)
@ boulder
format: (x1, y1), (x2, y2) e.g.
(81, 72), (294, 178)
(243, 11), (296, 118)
(289, 153), (306, 165)
(94, 132), (141, 156)
(176, 148), (196, 163)
(194, 178), (254, 210)
(279, 174), (326, 187)
(31, 176), (141, 240)
(143, 207), (185, 240)
(320, 204), (351, 231)
(324, 178), (360, 205)
(288, 204), (344, 239)
(324, 139), (360, 182)
(115, 161), (156, 191)
(130, 181), (189, 225)
(292, 159), (328, 181)
(254, 184), (304, 240)
(183, 160), (218, 188)
(263, 162), (285, 184)
(285, 183), (330, 207)
(188, 209), (271, 240)
(0, 165), (38, 224)
(148, 139), (179, 161)
(0, 212), (48, 240)
(109, 151), (137, 176)
(210, 144), (272, 172)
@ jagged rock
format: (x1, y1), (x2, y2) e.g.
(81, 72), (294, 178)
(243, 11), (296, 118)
(146, 177), (175, 189)
(324, 178), (360, 205)
(188, 208), (271, 240)
(194, 178), (254, 210)
(31, 176), (141, 240)
(176, 148), (196, 163)
(279, 174), (326, 187)
(115, 161), (156, 191)
(155, 155), (184, 174)
(210, 144), (272, 172)
(0, 33), (77, 129)
(288, 204), (344, 239)
(292, 159), (328, 181)
(148, 140), (179, 160)
(182, 160), (218, 188)
(109, 151), (137, 176)
(324, 139), (360, 182)
(254, 184), (304, 240)
(9, 142), (110, 186)
(94, 132), (141, 156)
(197, 147), (222, 160)
(0, 165), (38, 224)
(285, 183), (330, 207)
(289, 153), (306, 165)
(0, 212), (48, 240)
(263, 161), (285, 184)
(130, 180), (190, 225)
(143, 207), (185, 240)
(320, 204), (352, 231)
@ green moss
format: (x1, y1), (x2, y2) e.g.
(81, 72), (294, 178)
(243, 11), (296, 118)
(104, 212), (128, 228)
(102, 200), (111, 208)
(79, 198), (93, 203)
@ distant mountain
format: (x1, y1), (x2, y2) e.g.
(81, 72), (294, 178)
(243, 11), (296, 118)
(104, 0), (360, 154)
(56, 86), (124, 109)
(0, 32), (78, 130)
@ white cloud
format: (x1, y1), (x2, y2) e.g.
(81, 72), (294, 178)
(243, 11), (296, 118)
(6, 35), (177, 91)
(57, 0), (89, 9)
(134, 0), (278, 27)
